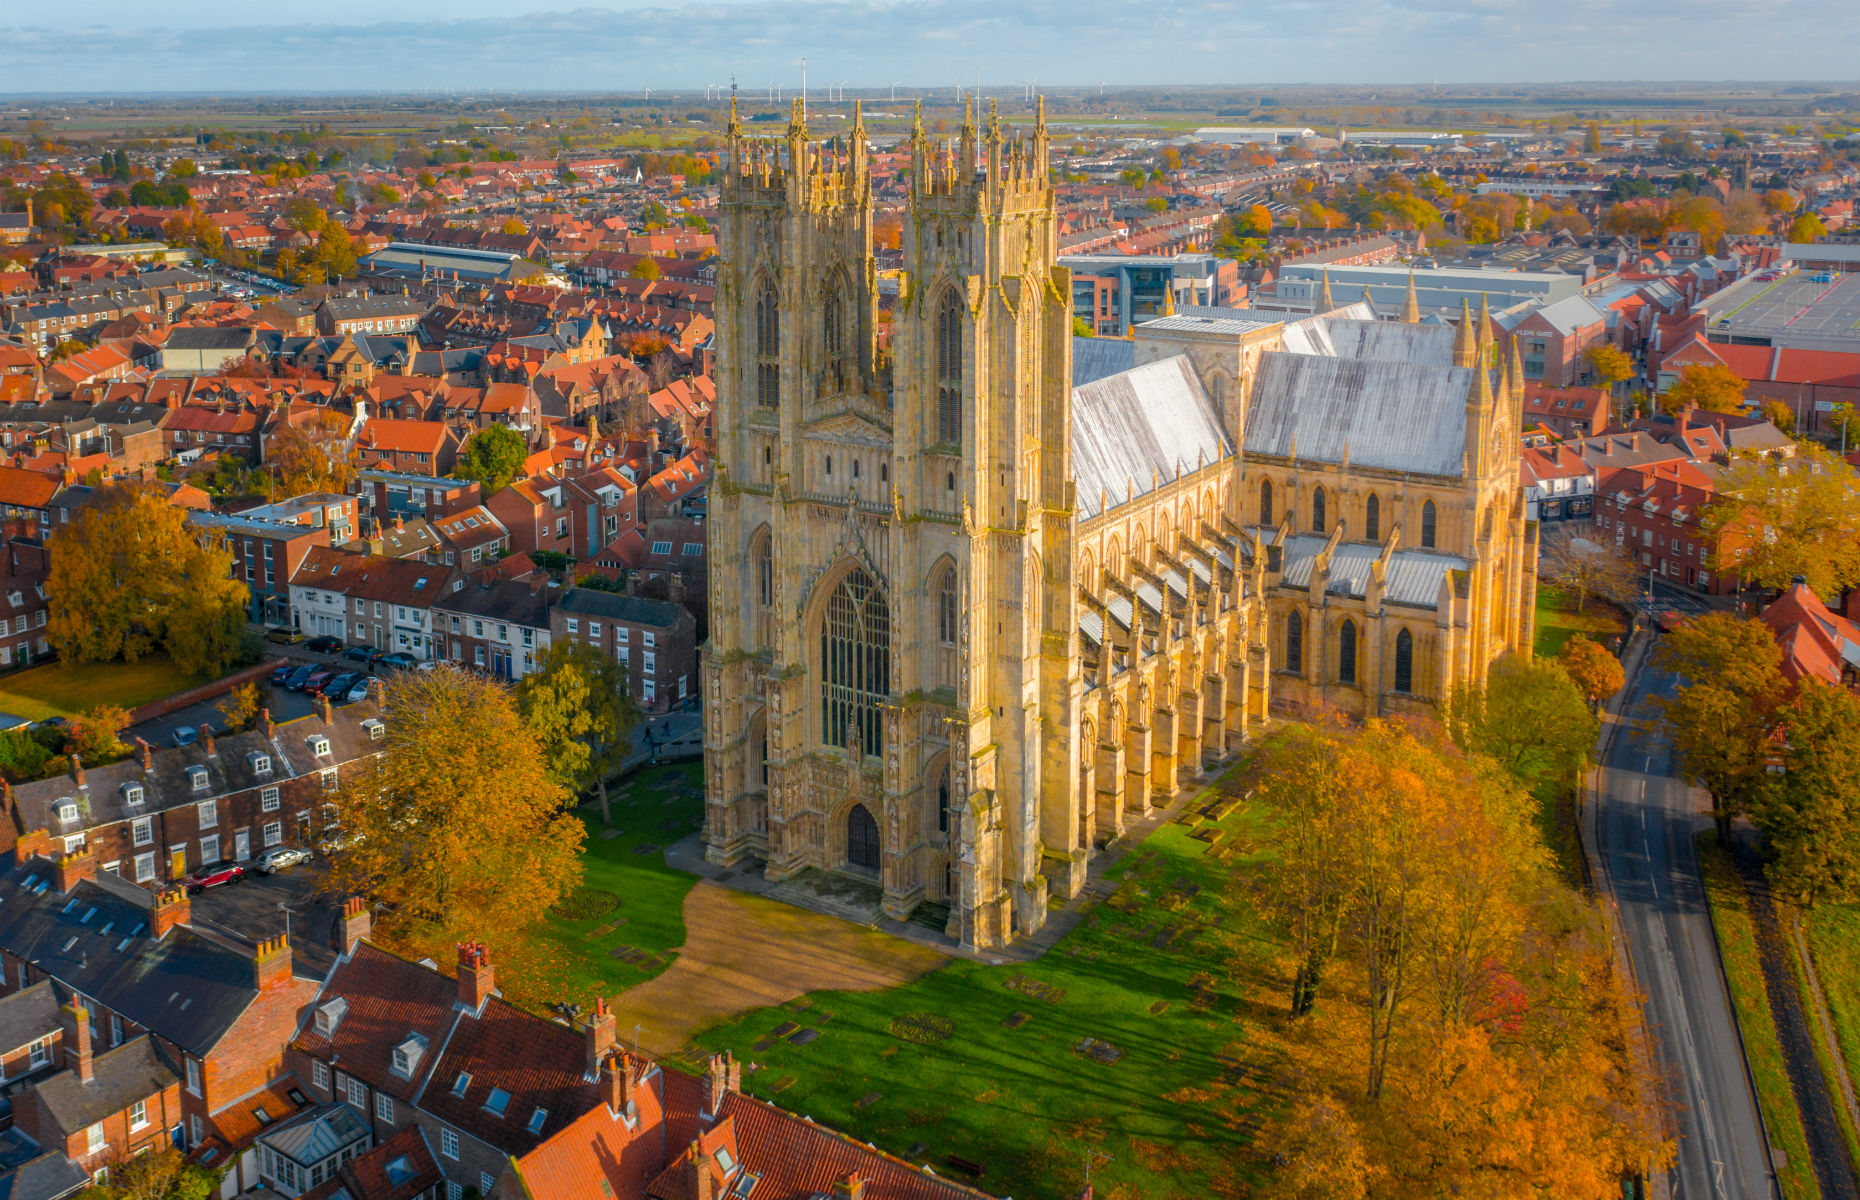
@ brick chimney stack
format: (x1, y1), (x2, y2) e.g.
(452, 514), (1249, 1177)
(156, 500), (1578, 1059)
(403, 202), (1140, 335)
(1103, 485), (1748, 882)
(336, 896), (371, 956)
(136, 738), (152, 770)
(601, 1050), (643, 1116)
(259, 707), (274, 739)
(203, 729), (216, 757)
(831, 1174), (867, 1200)
(702, 1051), (739, 1116)
(319, 693), (333, 724)
(60, 1002), (93, 1084)
(150, 886), (191, 939)
(70, 755), (84, 789)
(585, 996), (617, 1077)
(456, 941), (494, 1011)
(253, 934), (293, 991)
(54, 848), (97, 894)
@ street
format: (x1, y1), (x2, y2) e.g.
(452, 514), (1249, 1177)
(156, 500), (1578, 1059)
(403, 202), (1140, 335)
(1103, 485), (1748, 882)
(185, 860), (338, 978)
(1599, 649), (1778, 1200)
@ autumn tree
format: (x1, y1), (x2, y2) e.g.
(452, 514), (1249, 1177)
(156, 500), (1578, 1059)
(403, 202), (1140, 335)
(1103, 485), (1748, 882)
(1656, 613), (1788, 839)
(1247, 720), (1353, 1016)
(74, 1148), (217, 1200)
(63, 705), (130, 765)
(1703, 440), (1860, 597)
(629, 256), (661, 280)
(1585, 343), (1634, 392)
(500, 217), (527, 236)
(1540, 527), (1639, 615)
(1559, 635), (1625, 710)
(1789, 212), (1828, 242)
(517, 639), (640, 824)
(1753, 679), (1860, 908)
(267, 411), (359, 496)
(453, 424), (530, 494)
(46, 485), (249, 677)
(1759, 397), (1796, 433)
(319, 666), (583, 945)
(1259, 1094), (1368, 1200)
(215, 682), (264, 734)
(1659, 361), (1747, 415)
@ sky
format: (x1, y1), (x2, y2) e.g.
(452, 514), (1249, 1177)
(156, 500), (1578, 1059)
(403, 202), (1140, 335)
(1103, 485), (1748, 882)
(6, 0), (1857, 94)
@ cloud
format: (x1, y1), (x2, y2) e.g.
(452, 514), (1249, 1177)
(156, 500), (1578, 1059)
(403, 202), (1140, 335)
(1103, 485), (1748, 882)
(5, 0), (1857, 92)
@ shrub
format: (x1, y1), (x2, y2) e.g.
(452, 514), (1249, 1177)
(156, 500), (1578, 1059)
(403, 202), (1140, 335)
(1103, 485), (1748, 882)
(889, 1013), (955, 1045)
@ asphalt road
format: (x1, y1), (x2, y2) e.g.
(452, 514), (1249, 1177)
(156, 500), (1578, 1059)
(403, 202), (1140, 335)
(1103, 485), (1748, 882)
(1600, 651), (1779, 1200)
(185, 859), (338, 978)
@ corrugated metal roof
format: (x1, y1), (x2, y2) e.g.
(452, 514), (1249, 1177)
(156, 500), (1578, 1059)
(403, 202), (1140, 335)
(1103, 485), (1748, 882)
(1139, 313), (1279, 337)
(1277, 316), (1456, 365)
(1071, 355), (1231, 519)
(1072, 336), (1136, 387)
(1277, 533), (1466, 609)
(1244, 352), (1472, 477)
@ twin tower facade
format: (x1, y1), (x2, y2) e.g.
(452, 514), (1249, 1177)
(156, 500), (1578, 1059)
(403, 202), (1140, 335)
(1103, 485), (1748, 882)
(700, 98), (1535, 949)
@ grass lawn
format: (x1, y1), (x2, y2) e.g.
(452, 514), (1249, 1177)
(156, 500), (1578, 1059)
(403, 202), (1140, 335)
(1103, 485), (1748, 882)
(683, 772), (1284, 1200)
(1803, 903), (1860, 1162)
(0, 656), (215, 722)
(489, 761), (705, 1012)
(1535, 583), (1630, 659)
(1697, 832), (1822, 1200)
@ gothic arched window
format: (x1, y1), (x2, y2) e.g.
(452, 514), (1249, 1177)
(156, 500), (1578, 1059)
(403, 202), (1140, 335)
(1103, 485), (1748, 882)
(935, 290), (964, 447)
(755, 281), (781, 410)
(1421, 499), (1438, 549)
(1339, 619), (1357, 685)
(933, 564), (959, 687)
(1285, 610), (1303, 674)
(1260, 478), (1273, 526)
(1365, 493), (1380, 542)
(847, 804), (880, 871)
(751, 527), (773, 647)
(820, 567), (890, 756)
(936, 764), (953, 834)
(1312, 486), (1327, 533)
(824, 283), (846, 362)
(1394, 627), (1414, 694)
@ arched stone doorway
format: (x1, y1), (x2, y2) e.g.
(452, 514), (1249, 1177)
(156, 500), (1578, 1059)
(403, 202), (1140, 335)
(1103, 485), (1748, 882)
(847, 804), (881, 872)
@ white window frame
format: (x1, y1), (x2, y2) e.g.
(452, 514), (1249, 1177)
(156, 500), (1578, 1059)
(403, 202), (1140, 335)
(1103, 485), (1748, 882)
(134, 852), (155, 883)
(132, 818), (153, 847)
(313, 1060), (329, 1090)
(440, 1127), (459, 1160)
(376, 1091), (393, 1123)
(198, 799), (217, 829)
(262, 785), (280, 812)
(199, 834), (219, 864)
(345, 1075), (367, 1110)
(186, 1056), (201, 1097)
(129, 1099), (147, 1131)
(86, 1123), (104, 1154)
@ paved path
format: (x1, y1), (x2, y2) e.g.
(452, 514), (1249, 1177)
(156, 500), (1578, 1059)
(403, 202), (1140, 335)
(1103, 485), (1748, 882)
(1598, 645), (1778, 1199)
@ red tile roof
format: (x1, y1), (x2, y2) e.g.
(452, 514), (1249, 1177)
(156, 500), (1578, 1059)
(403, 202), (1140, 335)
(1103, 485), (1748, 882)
(1761, 580), (1860, 687)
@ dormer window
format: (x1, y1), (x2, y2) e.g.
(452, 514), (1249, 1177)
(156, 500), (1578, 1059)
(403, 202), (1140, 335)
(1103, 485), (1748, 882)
(56, 800), (78, 825)
(250, 753), (272, 777)
(527, 1108), (548, 1135)
(391, 1034), (428, 1079)
(363, 719), (385, 741)
(308, 735), (331, 757)
(122, 784), (143, 807)
(188, 767), (209, 792)
(314, 997), (348, 1037)
(483, 1087), (511, 1117)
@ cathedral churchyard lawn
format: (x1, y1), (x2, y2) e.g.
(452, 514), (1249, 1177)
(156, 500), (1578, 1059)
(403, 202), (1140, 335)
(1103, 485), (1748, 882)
(0, 655), (217, 722)
(490, 761), (706, 1010)
(682, 770), (1286, 1200)
(1534, 583), (1629, 659)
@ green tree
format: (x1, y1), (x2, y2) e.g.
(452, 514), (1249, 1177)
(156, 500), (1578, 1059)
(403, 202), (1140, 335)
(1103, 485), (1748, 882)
(1656, 613), (1787, 839)
(75, 1148), (218, 1200)
(1704, 440), (1860, 597)
(46, 485), (248, 677)
(1660, 361), (1747, 415)
(319, 666), (582, 944)
(517, 640), (641, 825)
(1446, 655), (1596, 792)
(168, 158), (199, 179)
(1754, 679), (1860, 908)
(629, 256), (661, 281)
(1071, 315), (1094, 338)
(1789, 212), (1828, 242)
(453, 424), (530, 494)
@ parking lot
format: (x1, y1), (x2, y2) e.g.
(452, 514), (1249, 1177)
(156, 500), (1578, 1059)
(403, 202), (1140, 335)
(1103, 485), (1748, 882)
(186, 858), (338, 977)
(128, 639), (380, 746)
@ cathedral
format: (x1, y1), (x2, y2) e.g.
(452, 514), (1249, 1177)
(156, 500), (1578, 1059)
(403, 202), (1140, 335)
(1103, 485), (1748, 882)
(701, 98), (1536, 950)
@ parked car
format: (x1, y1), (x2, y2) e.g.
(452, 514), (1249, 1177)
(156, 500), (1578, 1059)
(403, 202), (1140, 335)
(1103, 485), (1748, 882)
(171, 726), (199, 747)
(316, 828), (355, 855)
(306, 635), (343, 654)
(318, 672), (360, 700)
(265, 627), (305, 645)
(283, 664), (319, 691)
(184, 863), (245, 894)
(340, 676), (377, 705)
(254, 846), (312, 875)
(342, 645), (377, 665)
(301, 668), (338, 695)
(270, 662), (298, 685)
(378, 652), (418, 671)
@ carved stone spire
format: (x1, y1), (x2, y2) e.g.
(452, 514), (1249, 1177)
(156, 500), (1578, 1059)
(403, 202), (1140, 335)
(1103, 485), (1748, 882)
(1359, 283), (1376, 319)
(1452, 298), (1477, 368)
(1317, 268), (1333, 313)
(1400, 270), (1420, 323)
(1474, 292), (1493, 368)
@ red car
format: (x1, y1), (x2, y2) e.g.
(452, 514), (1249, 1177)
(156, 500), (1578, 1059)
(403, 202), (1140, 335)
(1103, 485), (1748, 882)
(184, 864), (246, 894)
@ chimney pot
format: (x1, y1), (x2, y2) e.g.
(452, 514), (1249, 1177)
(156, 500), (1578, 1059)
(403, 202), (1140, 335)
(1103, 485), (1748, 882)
(336, 896), (371, 955)
(456, 940), (495, 1010)
(150, 886), (191, 938)
(586, 996), (618, 1077)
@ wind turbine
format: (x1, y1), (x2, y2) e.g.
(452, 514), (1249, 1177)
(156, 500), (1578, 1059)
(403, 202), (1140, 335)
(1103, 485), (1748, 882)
(888, 80), (900, 102)
(642, 84), (653, 100)
(835, 81), (849, 102)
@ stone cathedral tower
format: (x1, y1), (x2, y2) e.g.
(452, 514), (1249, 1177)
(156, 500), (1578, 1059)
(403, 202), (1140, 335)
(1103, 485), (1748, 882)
(703, 98), (1081, 950)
